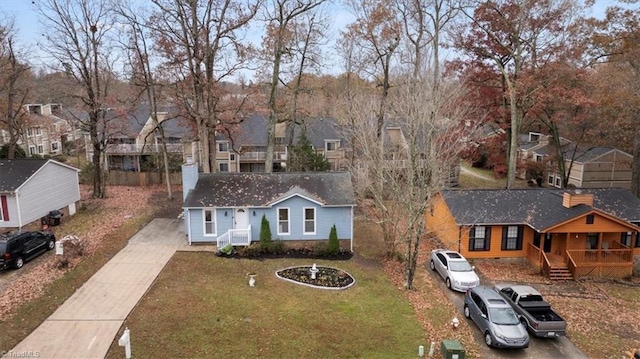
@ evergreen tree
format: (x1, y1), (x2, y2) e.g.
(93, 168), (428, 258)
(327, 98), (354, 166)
(288, 132), (330, 172)
(328, 224), (339, 255)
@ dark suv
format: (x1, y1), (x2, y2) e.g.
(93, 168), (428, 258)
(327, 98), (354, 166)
(0, 230), (56, 270)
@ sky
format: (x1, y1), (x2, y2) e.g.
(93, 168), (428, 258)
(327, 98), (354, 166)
(0, 0), (621, 78)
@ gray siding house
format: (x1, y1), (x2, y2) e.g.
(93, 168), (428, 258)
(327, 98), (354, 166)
(0, 159), (80, 229)
(181, 163), (356, 250)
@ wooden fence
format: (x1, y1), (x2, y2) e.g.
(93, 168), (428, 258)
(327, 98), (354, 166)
(107, 171), (182, 186)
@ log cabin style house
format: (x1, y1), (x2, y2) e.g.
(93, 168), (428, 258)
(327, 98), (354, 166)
(426, 188), (640, 280)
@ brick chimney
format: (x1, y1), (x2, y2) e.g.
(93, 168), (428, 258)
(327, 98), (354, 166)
(562, 190), (594, 208)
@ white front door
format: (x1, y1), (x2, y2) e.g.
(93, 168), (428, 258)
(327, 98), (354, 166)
(235, 208), (249, 229)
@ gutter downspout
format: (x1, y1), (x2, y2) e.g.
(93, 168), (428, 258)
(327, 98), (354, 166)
(187, 209), (192, 245)
(350, 206), (354, 252)
(16, 190), (23, 229)
(458, 226), (462, 253)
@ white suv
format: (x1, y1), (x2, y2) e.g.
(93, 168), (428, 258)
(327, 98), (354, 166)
(429, 249), (480, 292)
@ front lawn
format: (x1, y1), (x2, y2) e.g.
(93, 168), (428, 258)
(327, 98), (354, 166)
(105, 254), (425, 358)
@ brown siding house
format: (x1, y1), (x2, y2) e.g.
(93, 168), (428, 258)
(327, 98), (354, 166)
(426, 188), (640, 280)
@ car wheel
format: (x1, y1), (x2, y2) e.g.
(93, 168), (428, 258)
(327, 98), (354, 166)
(484, 332), (494, 347)
(14, 257), (24, 269)
(429, 260), (436, 271)
(463, 305), (470, 319)
(47, 240), (55, 250)
(446, 278), (452, 289)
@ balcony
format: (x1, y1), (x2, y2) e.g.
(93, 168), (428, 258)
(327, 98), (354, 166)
(106, 143), (183, 154)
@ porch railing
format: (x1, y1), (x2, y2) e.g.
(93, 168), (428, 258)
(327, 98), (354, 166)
(541, 251), (552, 277)
(566, 249), (633, 264)
(106, 143), (183, 154)
(526, 243), (542, 269)
(216, 225), (252, 248)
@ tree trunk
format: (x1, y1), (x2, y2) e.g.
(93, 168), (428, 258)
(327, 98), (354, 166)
(632, 127), (640, 198)
(266, 48), (284, 173)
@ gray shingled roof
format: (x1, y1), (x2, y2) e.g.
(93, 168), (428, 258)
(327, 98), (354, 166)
(440, 188), (640, 231)
(184, 172), (355, 208)
(0, 159), (49, 192)
(573, 147), (614, 163)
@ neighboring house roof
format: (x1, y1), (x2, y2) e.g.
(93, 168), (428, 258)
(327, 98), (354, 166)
(184, 172), (356, 208)
(439, 188), (640, 231)
(571, 147), (631, 164)
(223, 114), (347, 150)
(0, 159), (79, 192)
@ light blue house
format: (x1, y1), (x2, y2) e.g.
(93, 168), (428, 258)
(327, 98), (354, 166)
(182, 163), (356, 251)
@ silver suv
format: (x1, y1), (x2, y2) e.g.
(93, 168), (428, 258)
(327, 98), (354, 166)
(464, 286), (530, 349)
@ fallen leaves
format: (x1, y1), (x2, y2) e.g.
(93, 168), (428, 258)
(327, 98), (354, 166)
(0, 185), (167, 319)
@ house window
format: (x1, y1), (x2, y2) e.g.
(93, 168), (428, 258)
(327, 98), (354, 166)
(219, 163), (229, 172)
(203, 209), (216, 236)
(229, 153), (236, 161)
(29, 146), (36, 155)
(502, 225), (523, 250)
(554, 177), (561, 187)
(325, 141), (338, 151)
(278, 208), (290, 235)
(469, 226), (491, 251)
(27, 128), (34, 137)
(51, 142), (59, 152)
(635, 232), (640, 248)
(37, 145), (44, 154)
(547, 175), (554, 185)
(218, 142), (228, 152)
(534, 154), (543, 162)
(303, 208), (316, 234)
(35, 127), (42, 136)
(621, 232), (632, 247)
(586, 214), (595, 224)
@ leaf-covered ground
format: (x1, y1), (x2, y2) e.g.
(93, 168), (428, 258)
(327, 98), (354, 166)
(0, 186), (167, 318)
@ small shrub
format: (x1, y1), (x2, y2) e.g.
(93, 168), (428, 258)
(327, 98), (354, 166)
(328, 224), (339, 255)
(312, 242), (333, 257)
(218, 244), (234, 256)
(237, 244), (263, 257)
(268, 240), (287, 254)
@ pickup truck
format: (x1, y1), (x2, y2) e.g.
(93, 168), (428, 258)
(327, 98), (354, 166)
(494, 284), (567, 338)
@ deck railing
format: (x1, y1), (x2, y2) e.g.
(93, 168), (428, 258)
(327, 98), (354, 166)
(216, 225), (252, 248)
(106, 143), (183, 154)
(526, 243), (542, 269)
(566, 249), (632, 264)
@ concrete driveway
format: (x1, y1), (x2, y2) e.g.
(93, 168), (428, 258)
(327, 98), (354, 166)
(7, 218), (186, 359)
(426, 263), (588, 359)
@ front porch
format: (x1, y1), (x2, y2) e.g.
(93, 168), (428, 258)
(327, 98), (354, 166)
(526, 241), (634, 280)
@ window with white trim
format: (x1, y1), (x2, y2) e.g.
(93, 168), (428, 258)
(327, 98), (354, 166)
(325, 141), (338, 151)
(35, 127), (42, 136)
(203, 209), (216, 236)
(554, 177), (561, 187)
(219, 163), (229, 172)
(278, 208), (290, 235)
(218, 142), (228, 152)
(37, 145), (44, 154)
(51, 142), (59, 152)
(547, 175), (554, 185)
(303, 207), (316, 234)
(29, 146), (36, 155)
(229, 153), (236, 161)
(27, 128), (34, 137)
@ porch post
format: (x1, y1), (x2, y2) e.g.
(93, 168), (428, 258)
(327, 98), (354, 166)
(539, 235), (545, 267)
(597, 233), (602, 262)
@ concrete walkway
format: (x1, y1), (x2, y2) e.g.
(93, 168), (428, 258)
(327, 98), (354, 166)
(8, 218), (187, 359)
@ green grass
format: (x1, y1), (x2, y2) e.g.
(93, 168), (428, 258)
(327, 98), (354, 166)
(105, 254), (425, 359)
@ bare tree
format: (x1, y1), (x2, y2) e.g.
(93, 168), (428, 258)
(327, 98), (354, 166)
(36, 0), (118, 198)
(345, 72), (472, 289)
(149, 0), (260, 173)
(0, 20), (31, 159)
(115, 1), (173, 199)
(262, 0), (327, 173)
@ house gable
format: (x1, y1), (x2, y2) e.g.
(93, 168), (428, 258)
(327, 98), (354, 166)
(543, 210), (639, 234)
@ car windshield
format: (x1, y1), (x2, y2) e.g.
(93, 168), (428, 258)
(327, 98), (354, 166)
(449, 260), (473, 272)
(489, 307), (520, 325)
